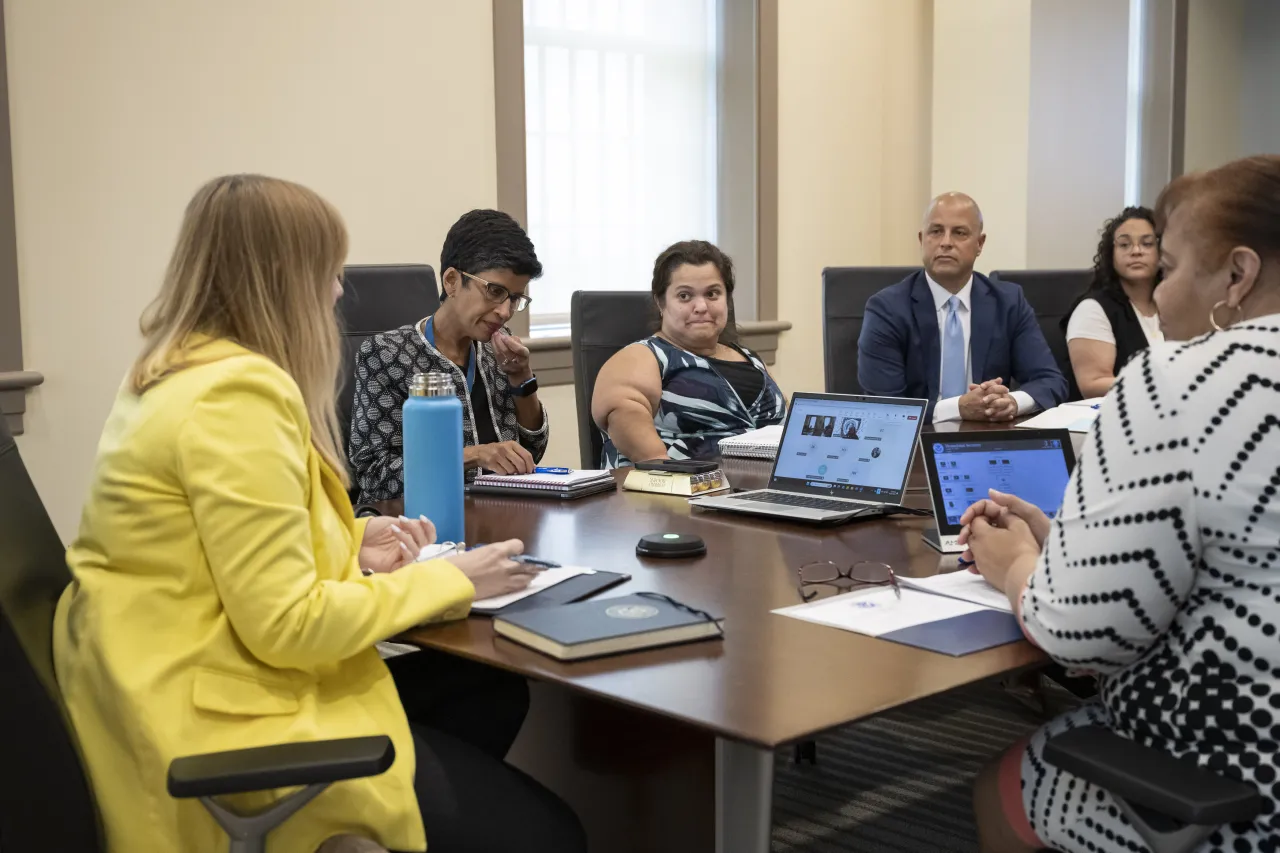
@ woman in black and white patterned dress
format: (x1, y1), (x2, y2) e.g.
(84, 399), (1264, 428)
(959, 155), (1280, 853)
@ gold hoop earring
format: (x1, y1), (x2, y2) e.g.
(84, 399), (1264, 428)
(1209, 300), (1244, 332)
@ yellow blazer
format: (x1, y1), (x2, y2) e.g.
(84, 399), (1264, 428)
(55, 337), (475, 852)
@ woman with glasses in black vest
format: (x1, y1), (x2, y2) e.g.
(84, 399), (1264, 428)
(1060, 206), (1163, 400)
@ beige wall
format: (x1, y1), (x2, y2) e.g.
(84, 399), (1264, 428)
(931, 0), (1031, 272)
(1184, 0), (1244, 173)
(9, 0), (500, 538)
(772, 0), (933, 395)
(1241, 0), (1280, 156)
(539, 384), (581, 468)
(1025, 0), (1129, 269)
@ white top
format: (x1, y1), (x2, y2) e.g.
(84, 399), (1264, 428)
(925, 273), (1036, 424)
(1064, 297), (1163, 346)
(1015, 318), (1280, 851)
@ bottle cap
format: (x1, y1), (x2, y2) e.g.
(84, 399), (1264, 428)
(409, 372), (454, 397)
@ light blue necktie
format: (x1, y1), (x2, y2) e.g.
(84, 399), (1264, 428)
(941, 296), (967, 399)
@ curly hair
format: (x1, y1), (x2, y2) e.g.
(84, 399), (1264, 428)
(1086, 205), (1159, 299)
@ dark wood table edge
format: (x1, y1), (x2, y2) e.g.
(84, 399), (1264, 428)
(399, 628), (1047, 749)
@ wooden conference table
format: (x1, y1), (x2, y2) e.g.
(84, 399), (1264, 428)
(388, 423), (1049, 853)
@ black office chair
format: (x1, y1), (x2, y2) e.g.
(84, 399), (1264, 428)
(569, 290), (659, 469)
(821, 266), (920, 394)
(0, 418), (395, 852)
(1044, 726), (1262, 853)
(989, 269), (1090, 400)
(337, 264), (440, 491)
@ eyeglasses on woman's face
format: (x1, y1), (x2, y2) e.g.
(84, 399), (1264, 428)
(1115, 236), (1158, 255)
(461, 271), (532, 313)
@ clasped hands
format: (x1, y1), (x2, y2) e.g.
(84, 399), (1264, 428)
(959, 377), (1017, 422)
(954, 489), (1046, 602)
(359, 515), (537, 600)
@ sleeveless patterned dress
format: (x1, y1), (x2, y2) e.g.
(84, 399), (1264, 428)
(601, 335), (785, 468)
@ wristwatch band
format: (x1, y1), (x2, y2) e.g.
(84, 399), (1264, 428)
(510, 375), (539, 398)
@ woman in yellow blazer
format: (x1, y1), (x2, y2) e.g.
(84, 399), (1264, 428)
(54, 175), (586, 853)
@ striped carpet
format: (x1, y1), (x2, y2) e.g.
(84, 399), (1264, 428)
(772, 678), (1080, 852)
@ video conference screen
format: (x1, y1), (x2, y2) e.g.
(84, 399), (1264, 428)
(773, 398), (923, 497)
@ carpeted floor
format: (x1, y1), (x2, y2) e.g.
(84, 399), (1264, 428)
(772, 678), (1080, 852)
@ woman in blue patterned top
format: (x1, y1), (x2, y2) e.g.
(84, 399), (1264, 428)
(592, 240), (786, 467)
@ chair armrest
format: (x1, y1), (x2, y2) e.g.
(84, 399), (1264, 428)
(167, 735), (395, 798)
(1043, 726), (1261, 826)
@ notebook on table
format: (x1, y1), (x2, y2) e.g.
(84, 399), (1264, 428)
(467, 469), (616, 500)
(493, 593), (723, 661)
(718, 424), (784, 460)
(773, 587), (1023, 657)
(470, 567), (632, 615)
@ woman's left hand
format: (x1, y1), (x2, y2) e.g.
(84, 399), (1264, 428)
(493, 330), (532, 382)
(957, 511), (1041, 599)
(359, 515), (437, 574)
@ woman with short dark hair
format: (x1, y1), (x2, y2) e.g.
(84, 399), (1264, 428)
(1062, 206), (1162, 399)
(349, 209), (549, 502)
(591, 240), (785, 467)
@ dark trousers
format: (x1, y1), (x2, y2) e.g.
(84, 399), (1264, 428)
(386, 649), (587, 853)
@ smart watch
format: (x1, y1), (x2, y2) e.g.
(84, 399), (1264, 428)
(510, 375), (539, 398)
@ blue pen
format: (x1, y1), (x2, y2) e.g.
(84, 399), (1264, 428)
(534, 466), (572, 475)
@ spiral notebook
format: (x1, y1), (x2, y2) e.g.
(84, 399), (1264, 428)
(717, 424), (783, 460)
(470, 469), (615, 497)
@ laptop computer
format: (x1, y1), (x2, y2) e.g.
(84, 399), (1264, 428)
(919, 428), (1076, 552)
(691, 392), (928, 523)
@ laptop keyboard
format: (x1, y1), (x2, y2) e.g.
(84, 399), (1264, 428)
(738, 491), (867, 512)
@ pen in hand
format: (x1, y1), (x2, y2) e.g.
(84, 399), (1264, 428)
(512, 555), (560, 570)
(470, 543), (560, 570)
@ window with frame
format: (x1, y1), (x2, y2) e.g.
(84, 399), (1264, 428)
(522, 0), (752, 337)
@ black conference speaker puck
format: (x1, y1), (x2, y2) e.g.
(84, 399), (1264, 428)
(636, 532), (707, 558)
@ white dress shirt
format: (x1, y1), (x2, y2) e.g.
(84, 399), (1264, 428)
(926, 272), (1037, 423)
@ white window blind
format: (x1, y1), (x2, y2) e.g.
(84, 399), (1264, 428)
(523, 0), (720, 335)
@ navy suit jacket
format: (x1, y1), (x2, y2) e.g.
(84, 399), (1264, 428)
(856, 271), (1067, 420)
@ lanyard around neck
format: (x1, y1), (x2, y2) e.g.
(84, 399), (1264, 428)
(422, 316), (476, 391)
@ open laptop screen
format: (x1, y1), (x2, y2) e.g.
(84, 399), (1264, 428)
(770, 394), (927, 501)
(920, 429), (1076, 533)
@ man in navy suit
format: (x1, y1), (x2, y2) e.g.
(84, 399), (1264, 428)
(857, 192), (1066, 422)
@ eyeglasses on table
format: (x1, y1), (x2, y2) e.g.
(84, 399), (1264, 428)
(796, 560), (900, 602)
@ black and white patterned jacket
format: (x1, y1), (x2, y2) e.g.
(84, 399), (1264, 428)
(348, 322), (549, 503)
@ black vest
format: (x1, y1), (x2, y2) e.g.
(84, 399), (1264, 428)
(1060, 288), (1152, 400)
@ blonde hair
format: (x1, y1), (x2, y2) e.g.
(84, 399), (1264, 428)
(130, 174), (350, 484)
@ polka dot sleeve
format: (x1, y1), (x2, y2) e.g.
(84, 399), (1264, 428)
(1021, 347), (1199, 674)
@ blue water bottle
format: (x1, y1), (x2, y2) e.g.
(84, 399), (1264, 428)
(403, 371), (465, 544)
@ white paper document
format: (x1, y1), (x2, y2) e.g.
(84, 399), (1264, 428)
(773, 588), (987, 637)
(1016, 404), (1098, 433)
(469, 566), (595, 613)
(897, 571), (1014, 613)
